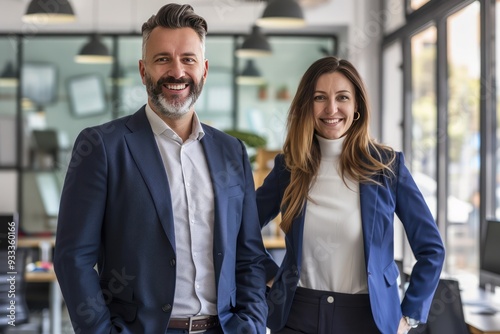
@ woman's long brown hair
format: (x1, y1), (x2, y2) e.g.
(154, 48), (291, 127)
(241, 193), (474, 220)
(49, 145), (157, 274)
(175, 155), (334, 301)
(280, 56), (396, 233)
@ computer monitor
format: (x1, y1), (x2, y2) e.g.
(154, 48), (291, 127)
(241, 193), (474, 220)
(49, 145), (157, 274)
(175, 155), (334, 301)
(0, 213), (18, 251)
(479, 219), (500, 292)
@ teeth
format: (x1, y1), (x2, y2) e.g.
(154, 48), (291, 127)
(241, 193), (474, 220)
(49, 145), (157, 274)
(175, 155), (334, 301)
(165, 84), (186, 90)
(324, 119), (340, 124)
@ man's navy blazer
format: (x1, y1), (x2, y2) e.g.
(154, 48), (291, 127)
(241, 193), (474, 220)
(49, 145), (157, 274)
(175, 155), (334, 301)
(257, 153), (445, 334)
(54, 106), (268, 334)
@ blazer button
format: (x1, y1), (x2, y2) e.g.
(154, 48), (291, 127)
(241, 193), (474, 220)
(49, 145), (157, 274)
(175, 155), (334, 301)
(162, 304), (172, 313)
(170, 259), (176, 267)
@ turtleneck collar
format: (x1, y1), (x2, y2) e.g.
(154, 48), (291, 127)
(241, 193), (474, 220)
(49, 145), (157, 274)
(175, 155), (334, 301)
(316, 135), (345, 159)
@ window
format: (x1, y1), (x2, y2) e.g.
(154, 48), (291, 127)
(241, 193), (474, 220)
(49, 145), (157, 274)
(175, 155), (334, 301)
(410, 26), (437, 207)
(446, 2), (480, 281)
(410, 0), (430, 12)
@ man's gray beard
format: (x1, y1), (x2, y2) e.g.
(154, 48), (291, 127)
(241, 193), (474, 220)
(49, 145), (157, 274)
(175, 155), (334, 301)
(146, 73), (203, 119)
(153, 93), (194, 120)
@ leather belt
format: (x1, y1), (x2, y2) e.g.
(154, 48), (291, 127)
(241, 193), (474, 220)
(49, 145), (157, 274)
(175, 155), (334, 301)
(168, 315), (219, 333)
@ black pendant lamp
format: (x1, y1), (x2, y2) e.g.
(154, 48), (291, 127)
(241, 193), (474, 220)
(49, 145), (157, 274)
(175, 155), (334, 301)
(23, 0), (76, 24)
(257, 0), (306, 28)
(237, 60), (266, 85)
(75, 35), (113, 64)
(75, 0), (113, 64)
(235, 25), (272, 58)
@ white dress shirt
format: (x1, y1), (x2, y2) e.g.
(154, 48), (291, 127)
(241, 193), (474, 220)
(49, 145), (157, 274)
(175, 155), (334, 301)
(145, 104), (217, 316)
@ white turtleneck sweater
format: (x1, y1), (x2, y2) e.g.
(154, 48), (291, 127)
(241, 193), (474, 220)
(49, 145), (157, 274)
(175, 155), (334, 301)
(298, 135), (368, 294)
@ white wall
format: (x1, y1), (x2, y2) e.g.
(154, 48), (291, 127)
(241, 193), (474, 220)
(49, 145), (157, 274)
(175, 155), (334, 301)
(345, 0), (387, 140)
(0, 170), (17, 213)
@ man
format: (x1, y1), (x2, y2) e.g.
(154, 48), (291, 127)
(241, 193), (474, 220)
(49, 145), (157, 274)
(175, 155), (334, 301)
(54, 4), (268, 334)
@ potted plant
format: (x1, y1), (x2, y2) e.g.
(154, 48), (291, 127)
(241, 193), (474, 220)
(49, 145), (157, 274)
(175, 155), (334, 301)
(223, 129), (267, 163)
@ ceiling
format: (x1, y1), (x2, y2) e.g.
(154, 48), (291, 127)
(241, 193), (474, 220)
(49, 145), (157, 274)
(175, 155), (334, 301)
(2, 0), (354, 36)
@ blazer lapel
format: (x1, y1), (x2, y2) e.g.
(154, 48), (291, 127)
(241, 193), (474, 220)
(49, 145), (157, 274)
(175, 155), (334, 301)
(124, 108), (176, 249)
(200, 126), (227, 259)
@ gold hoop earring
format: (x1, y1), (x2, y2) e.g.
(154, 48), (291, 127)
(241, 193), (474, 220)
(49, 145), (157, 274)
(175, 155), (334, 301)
(353, 111), (360, 121)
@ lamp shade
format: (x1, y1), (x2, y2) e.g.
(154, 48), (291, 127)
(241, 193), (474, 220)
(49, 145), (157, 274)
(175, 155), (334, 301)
(235, 26), (272, 58)
(0, 62), (18, 87)
(256, 0), (306, 28)
(23, 0), (76, 24)
(75, 35), (113, 64)
(237, 60), (266, 85)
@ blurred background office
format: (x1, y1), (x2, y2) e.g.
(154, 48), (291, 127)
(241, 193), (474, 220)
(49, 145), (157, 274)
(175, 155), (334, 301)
(0, 0), (500, 333)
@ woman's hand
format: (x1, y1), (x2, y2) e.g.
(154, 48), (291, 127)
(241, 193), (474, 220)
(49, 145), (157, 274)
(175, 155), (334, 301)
(397, 317), (411, 334)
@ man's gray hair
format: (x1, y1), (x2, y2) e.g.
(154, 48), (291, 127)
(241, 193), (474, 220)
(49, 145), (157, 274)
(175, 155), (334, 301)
(141, 4), (208, 58)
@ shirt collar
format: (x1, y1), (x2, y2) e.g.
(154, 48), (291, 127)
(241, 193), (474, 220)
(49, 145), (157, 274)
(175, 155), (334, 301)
(145, 103), (205, 142)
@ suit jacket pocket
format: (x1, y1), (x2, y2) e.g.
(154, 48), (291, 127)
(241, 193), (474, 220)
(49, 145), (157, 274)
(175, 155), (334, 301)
(100, 280), (138, 323)
(383, 261), (400, 287)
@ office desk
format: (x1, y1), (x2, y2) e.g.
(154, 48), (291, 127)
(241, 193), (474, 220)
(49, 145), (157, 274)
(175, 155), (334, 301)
(462, 287), (500, 334)
(19, 237), (62, 334)
(466, 312), (500, 334)
(17, 236), (55, 248)
(25, 270), (57, 282)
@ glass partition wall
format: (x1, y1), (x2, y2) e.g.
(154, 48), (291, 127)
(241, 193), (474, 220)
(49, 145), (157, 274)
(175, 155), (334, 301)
(20, 36), (114, 233)
(0, 37), (20, 215)
(410, 25), (438, 222)
(1, 33), (336, 235)
(236, 36), (336, 150)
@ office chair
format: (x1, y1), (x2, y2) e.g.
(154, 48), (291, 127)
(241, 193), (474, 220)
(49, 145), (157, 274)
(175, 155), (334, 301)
(0, 248), (30, 333)
(413, 278), (469, 334)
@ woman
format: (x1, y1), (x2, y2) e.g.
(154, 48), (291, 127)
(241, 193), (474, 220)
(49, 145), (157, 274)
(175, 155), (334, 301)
(257, 56), (445, 334)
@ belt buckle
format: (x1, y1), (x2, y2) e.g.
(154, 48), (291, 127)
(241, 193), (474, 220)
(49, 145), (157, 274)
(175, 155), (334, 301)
(188, 315), (211, 334)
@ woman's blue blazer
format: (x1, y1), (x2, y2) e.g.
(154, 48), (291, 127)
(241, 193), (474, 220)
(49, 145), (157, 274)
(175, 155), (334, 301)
(257, 152), (445, 334)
